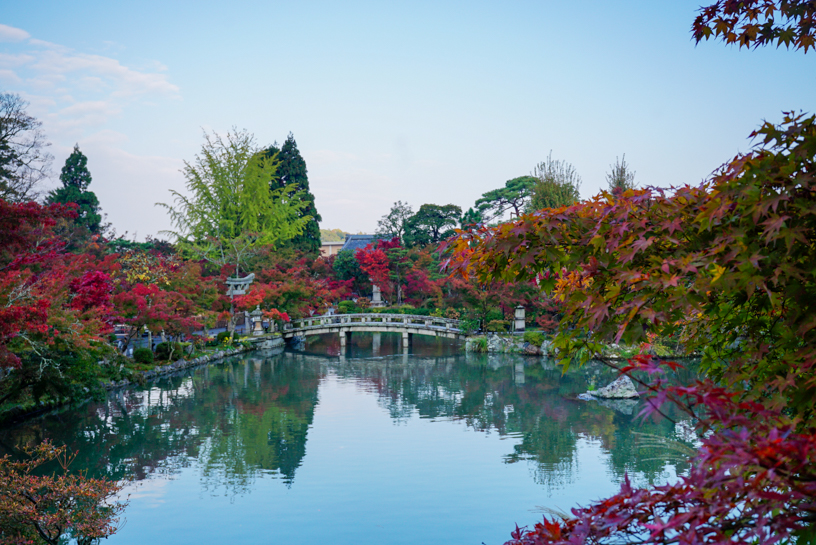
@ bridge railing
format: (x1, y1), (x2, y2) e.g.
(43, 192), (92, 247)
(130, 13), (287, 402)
(286, 313), (462, 332)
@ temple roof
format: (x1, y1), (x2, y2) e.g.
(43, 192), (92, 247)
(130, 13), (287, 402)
(341, 234), (377, 252)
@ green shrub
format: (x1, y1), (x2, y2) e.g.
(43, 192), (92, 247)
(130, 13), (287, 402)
(523, 331), (545, 347)
(133, 348), (154, 364)
(485, 308), (504, 322)
(154, 342), (184, 361)
(215, 331), (241, 345)
(459, 319), (480, 335)
(337, 300), (360, 314)
(486, 319), (510, 333)
(472, 337), (488, 353)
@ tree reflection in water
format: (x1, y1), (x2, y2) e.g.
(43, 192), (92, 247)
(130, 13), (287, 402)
(0, 348), (696, 498)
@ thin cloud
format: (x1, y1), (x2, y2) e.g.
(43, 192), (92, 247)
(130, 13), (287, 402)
(25, 48), (180, 97)
(0, 69), (22, 85)
(2, 25), (180, 142)
(0, 24), (30, 43)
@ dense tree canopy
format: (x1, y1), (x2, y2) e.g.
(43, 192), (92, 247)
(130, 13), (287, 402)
(404, 203), (462, 247)
(460, 207), (483, 229)
(159, 128), (310, 277)
(0, 198), (115, 404)
(444, 112), (816, 545)
(265, 134), (322, 254)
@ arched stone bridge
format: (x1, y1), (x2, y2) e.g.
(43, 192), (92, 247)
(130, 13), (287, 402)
(282, 313), (467, 348)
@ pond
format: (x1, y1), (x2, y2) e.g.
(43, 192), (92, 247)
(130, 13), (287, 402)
(0, 334), (696, 545)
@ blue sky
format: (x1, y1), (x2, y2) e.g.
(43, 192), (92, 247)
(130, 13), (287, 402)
(1, 1), (814, 238)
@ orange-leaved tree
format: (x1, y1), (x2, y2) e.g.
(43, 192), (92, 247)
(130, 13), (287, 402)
(0, 442), (126, 545)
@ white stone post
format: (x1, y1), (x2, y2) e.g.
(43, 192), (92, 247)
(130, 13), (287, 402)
(514, 306), (526, 333)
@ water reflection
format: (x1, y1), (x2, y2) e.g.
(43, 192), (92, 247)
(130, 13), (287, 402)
(0, 339), (695, 499)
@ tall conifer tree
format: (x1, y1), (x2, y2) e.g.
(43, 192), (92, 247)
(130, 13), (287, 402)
(265, 134), (321, 253)
(46, 144), (101, 234)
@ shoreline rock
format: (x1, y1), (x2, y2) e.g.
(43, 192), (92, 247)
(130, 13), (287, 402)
(592, 375), (639, 399)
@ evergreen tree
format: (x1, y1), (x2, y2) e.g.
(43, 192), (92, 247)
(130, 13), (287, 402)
(46, 144), (101, 234)
(403, 203), (462, 247)
(529, 152), (582, 210)
(159, 129), (310, 277)
(59, 143), (92, 190)
(605, 154), (636, 195)
(265, 134), (321, 254)
(460, 207), (483, 229)
(475, 176), (537, 222)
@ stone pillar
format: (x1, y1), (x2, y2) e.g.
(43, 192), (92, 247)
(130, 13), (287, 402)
(515, 362), (525, 384)
(402, 331), (412, 349)
(514, 306), (526, 333)
(372, 332), (381, 355)
(243, 311), (251, 335)
(253, 359), (262, 386)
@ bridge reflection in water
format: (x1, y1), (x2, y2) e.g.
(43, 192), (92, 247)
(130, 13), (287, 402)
(0, 342), (697, 545)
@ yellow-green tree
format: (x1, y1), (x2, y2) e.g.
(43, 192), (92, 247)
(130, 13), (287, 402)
(159, 128), (310, 277)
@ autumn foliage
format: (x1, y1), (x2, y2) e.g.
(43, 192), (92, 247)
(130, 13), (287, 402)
(442, 113), (816, 544)
(0, 442), (126, 545)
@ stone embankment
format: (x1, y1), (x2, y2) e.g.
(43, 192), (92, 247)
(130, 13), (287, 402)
(104, 337), (285, 390)
(464, 333), (685, 360)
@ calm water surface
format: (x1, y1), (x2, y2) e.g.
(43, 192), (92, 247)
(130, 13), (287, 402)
(0, 334), (695, 544)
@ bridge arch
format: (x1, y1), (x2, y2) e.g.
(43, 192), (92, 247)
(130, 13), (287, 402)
(282, 313), (468, 348)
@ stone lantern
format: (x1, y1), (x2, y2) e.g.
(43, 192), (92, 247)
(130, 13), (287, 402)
(371, 284), (386, 308)
(514, 306), (526, 333)
(251, 305), (264, 336)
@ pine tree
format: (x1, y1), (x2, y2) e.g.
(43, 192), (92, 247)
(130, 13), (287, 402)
(46, 144), (101, 234)
(605, 154), (636, 195)
(59, 143), (92, 190)
(265, 134), (322, 253)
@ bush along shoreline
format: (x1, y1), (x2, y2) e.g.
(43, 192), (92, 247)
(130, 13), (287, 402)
(464, 331), (692, 359)
(0, 337), (284, 427)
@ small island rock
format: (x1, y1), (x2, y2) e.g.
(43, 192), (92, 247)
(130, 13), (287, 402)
(594, 375), (639, 399)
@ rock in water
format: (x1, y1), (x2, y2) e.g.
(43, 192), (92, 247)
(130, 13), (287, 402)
(594, 375), (639, 399)
(577, 392), (596, 401)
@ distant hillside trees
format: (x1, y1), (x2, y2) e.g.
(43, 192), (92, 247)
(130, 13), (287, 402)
(320, 228), (347, 242)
